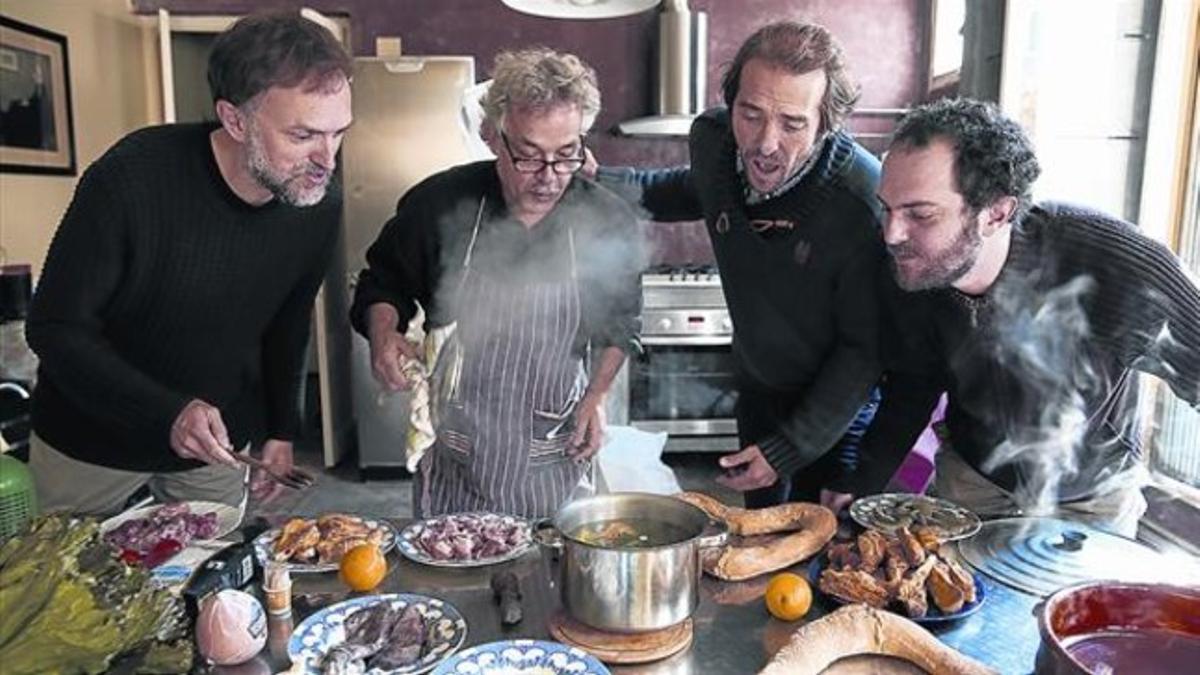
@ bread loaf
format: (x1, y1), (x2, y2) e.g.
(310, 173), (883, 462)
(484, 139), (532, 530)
(675, 492), (836, 581)
(759, 604), (997, 675)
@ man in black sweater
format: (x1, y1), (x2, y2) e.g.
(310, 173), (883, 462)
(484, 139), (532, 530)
(829, 99), (1200, 537)
(597, 22), (884, 508)
(26, 12), (353, 516)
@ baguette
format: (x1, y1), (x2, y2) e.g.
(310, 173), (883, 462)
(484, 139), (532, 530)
(675, 492), (836, 581)
(758, 604), (997, 675)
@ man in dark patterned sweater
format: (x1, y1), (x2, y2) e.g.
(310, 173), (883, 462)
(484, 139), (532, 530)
(596, 22), (885, 508)
(25, 12), (353, 516)
(828, 98), (1200, 537)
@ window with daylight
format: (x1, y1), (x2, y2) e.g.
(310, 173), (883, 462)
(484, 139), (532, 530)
(1000, 1), (1200, 518)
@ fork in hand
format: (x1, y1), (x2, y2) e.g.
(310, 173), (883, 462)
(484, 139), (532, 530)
(234, 453), (317, 490)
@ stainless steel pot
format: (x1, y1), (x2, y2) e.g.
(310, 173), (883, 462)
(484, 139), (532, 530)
(538, 492), (727, 633)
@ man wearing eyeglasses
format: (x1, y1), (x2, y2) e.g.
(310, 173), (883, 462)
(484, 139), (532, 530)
(350, 48), (643, 518)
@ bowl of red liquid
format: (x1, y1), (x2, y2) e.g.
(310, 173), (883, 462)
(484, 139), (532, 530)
(1036, 581), (1200, 675)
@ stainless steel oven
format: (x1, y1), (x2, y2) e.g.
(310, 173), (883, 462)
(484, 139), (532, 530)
(622, 266), (740, 453)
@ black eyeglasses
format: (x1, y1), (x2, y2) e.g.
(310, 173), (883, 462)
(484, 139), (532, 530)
(500, 131), (586, 175)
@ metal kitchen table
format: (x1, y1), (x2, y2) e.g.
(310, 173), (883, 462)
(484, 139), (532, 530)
(222, 522), (1041, 675)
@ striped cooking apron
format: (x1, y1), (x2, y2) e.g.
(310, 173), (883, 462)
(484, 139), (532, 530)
(416, 196), (590, 519)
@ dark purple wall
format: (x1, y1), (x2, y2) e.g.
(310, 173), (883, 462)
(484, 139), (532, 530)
(136, 0), (930, 262)
(136, 0), (928, 161)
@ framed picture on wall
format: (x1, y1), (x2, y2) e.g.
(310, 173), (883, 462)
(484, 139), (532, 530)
(0, 15), (75, 175)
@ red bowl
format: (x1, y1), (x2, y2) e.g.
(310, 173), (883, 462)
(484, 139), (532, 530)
(1036, 581), (1200, 675)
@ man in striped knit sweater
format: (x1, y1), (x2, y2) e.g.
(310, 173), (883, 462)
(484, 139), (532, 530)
(828, 99), (1199, 537)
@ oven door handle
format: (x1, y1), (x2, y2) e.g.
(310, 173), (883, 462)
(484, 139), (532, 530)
(640, 335), (732, 347)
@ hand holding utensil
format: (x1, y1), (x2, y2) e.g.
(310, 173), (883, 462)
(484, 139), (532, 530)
(234, 452), (316, 491)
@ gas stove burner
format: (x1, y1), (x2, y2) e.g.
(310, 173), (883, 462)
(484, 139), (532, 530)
(644, 263), (719, 282)
(679, 263), (718, 276)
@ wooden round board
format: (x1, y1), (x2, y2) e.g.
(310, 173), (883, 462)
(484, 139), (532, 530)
(548, 612), (693, 665)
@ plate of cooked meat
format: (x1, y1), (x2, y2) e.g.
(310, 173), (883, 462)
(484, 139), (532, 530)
(289, 593), (467, 674)
(255, 513), (398, 573)
(397, 512), (533, 568)
(809, 526), (986, 624)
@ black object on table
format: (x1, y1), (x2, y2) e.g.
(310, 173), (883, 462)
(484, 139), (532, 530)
(491, 571), (523, 625)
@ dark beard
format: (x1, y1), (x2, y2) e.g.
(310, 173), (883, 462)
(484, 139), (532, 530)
(890, 216), (982, 291)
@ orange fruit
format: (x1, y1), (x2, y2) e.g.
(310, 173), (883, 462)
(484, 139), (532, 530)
(764, 572), (813, 621)
(339, 544), (387, 591)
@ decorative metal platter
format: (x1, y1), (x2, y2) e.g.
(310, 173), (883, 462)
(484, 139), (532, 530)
(955, 517), (1200, 597)
(850, 493), (982, 541)
(289, 593), (467, 674)
(397, 512), (533, 568)
(254, 516), (398, 573)
(432, 639), (610, 675)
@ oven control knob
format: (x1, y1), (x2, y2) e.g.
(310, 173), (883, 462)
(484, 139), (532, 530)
(656, 317), (673, 331)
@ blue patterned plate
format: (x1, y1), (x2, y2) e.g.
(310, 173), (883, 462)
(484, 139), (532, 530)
(807, 556), (987, 624)
(432, 639), (610, 675)
(397, 512), (533, 568)
(288, 593), (468, 674)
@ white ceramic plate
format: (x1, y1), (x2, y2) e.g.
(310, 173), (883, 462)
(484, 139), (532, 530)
(289, 593), (467, 674)
(397, 512), (533, 568)
(253, 516), (398, 573)
(100, 500), (242, 542)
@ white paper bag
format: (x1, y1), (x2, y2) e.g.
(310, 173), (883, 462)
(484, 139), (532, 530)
(593, 425), (681, 495)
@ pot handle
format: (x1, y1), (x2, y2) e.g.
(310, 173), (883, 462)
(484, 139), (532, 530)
(698, 519), (729, 549)
(532, 519), (564, 552)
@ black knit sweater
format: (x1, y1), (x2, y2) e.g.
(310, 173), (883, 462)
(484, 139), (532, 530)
(600, 107), (886, 477)
(27, 124), (340, 472)
(834, 202), (1200, 500)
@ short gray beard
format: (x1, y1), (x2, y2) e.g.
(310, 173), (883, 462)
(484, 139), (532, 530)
(244, 122), (326, 208)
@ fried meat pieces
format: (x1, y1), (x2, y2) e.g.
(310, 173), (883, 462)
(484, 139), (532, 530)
(818, 526), (976, 617)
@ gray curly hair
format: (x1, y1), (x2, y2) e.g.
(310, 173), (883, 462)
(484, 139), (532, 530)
(481, 47), (601, 134)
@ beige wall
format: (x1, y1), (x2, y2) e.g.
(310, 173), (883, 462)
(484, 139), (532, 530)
(0, 0), (160, 277)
